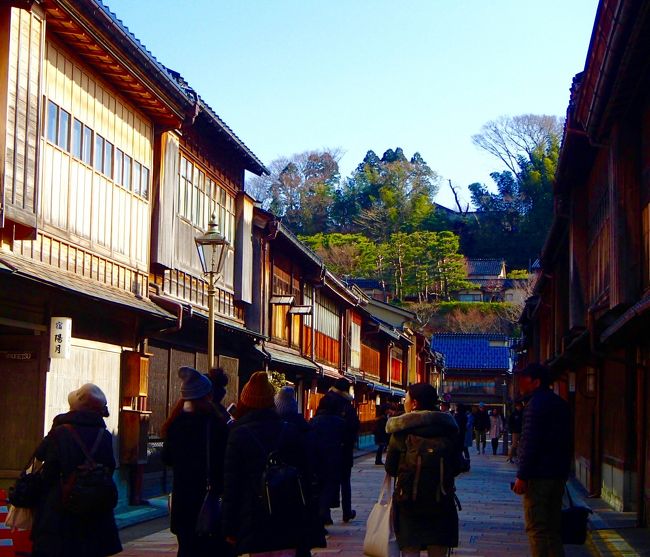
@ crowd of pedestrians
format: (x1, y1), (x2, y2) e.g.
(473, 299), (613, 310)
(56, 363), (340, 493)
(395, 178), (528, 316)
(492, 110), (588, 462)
(9, 362), (571, 557)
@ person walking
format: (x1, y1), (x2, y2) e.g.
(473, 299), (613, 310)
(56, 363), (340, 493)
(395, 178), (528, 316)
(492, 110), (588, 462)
(507, 401), (524, 463)
(454, 403), (470, 462)
(207, 367), (233, 424)
(489, 409), (503, 456)
(474, 402), (490, 454)
(30, 383), (122, 557)
(320, 378), (360, 522)
(512, 364), (571, 557)
(373, 405), (390, 465)
(162, 367), (229, 557)
(463, 407), (474, 461)
(308, 396), (347, 526)
(275, 385), (309, 434)
(385, 383), (460, 557)
(222, 371), (311, 556)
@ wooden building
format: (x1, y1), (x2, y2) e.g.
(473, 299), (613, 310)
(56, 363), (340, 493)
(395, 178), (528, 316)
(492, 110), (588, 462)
(430, 333), (512, 410)
(519, 0), (650, 524)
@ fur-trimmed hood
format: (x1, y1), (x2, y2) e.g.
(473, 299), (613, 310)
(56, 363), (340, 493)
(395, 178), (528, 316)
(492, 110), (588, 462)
(386, 410), (458, 435)
(328, 386), (353, 401)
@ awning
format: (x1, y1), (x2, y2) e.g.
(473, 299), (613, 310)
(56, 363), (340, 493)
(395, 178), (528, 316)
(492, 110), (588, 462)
(255, 344), (318, 372)
(269, 295), (294, 305)
(0, 250), (174, 320)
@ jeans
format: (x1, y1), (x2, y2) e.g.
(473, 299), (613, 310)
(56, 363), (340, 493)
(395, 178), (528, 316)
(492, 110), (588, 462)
(475, 430), (486, 452)
(402, 546), (447, 557)
(491, 437), (499, 455)
(340, 464), (352, 517)
(523, 478), (565, 557)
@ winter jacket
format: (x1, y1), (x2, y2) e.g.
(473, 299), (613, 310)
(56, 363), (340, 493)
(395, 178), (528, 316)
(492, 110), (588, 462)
(374, 415), (390, 445)
(221, 408), (312, 554)
(320, 388), (360, 468)
(508, 408), (523, 434)
(473, 409), (490, 432)
(489, 415), (503, 439)
(454, 411), (468, 449)
(385, 411), (460, 550)
(309, 412), (346, 507)
(161, 410), (228, 537)
(31, 411), (122, 557)
(464, 413), (474, 448)
(517, 387), (571, 481)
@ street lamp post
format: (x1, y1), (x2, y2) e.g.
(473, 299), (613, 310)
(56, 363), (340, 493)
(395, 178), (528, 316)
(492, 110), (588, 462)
(195, 213), (230, 370)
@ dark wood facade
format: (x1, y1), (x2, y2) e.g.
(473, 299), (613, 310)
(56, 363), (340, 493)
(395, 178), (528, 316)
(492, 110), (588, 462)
(521, 0), (650, 524)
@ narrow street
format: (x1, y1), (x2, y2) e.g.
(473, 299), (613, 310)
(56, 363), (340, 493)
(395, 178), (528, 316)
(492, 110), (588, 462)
(121, 452), (593, 557)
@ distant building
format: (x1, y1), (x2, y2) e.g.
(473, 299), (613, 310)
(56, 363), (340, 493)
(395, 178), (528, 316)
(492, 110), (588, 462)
(429, 333), (513, 409)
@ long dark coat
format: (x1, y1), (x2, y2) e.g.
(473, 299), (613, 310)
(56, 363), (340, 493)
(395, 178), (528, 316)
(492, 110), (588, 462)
(161, 410), (228, 537)
(31, 411), (122, 557)
(320, 388), (359, 468)
(221, 408), (311, 555)
(308, 413), (346, 508)
(385, 410), (460, 550)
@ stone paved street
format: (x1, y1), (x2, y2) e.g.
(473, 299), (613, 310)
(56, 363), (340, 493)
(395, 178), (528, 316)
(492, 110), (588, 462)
(122, 452), (594, 556)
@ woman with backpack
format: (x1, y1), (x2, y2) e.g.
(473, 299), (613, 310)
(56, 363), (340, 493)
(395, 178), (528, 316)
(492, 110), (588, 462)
(29, 383), (121, 557)
(222, 371), (314, 556)
(385, 383), (460, 557)
(162, 366), (229, 557)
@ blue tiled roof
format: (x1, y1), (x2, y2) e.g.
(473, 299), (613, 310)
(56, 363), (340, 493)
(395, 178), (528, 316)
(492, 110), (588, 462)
(429, 334), (511, 371)
(466, 259), (504, 277)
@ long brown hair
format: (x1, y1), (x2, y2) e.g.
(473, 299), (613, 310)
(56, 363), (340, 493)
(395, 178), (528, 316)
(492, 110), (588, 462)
(161, 395), (219, 437)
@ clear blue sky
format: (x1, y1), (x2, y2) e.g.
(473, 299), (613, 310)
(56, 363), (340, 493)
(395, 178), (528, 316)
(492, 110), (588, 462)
(105, 0), (598, 209)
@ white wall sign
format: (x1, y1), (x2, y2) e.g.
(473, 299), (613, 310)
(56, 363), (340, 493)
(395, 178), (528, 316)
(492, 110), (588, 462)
(50, 317), (72, 359)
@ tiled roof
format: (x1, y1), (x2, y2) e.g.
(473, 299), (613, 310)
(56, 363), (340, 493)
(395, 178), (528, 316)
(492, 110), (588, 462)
(429, 333), (511, 371)
(466, 259), (505, 277)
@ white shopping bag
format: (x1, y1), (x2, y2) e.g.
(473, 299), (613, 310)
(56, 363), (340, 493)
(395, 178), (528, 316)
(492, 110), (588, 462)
(363, 474), (399, 557)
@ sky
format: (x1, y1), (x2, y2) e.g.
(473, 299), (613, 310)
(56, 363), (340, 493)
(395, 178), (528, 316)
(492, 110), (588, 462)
(105, 0), (599, 209)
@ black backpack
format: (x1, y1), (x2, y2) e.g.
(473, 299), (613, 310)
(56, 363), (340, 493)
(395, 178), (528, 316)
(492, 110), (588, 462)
(248, 422), (307, 518)
(60, 425), (117, 515)
(395, 434), (457, 505)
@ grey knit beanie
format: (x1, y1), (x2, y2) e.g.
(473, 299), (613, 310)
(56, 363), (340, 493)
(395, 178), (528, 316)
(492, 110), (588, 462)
(274, 385), (298, 416)
(178, 366), (212, 400)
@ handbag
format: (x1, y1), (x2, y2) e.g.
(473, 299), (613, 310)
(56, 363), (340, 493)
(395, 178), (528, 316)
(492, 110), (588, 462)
(8, 454), (44, 509)
(195, 420), (222, 537)
(363, 474), (399, 557)
(561, 485), (592, 545)
(5, 505), (33, 531)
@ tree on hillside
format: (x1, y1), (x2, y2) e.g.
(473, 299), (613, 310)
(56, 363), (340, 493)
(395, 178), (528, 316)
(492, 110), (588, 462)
(299, 233), (378, 277)
(246, 149), (342, 234)
(462, 114), (562, 267)
(334, 149), (440, 241)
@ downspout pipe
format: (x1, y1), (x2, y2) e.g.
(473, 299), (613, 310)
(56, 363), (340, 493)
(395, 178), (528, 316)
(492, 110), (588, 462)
(149, 293), (184, 333)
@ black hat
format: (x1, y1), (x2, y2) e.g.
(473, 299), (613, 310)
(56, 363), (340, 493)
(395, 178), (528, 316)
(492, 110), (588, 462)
(515, 363), (551, 386)
(334, 378), (350, 392)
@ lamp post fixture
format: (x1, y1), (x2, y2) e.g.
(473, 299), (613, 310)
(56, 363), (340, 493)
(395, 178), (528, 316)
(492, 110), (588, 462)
(195, 213), (230, 370)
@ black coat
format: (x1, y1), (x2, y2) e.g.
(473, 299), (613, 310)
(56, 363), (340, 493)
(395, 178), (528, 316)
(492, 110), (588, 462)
(222, 408), (310, 554)
(320, 388), (359, 467)
(309, 413), (346, 507)
(473, 409), (490, 432)
(31, 411), (122, 557)
(385, 411), (460, 550)
(161, 410), (228, 537)
(374, 415), (389, 445)
(517, 387), (571, 481)
(508, 408), (523, 434)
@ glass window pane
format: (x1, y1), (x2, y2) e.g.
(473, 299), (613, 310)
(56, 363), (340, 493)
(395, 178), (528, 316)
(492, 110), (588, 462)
(72, 119), (82, 159)
(141, 167), (149, 200)
(104, 141), (113, 178)
(57, 109), (70, 150)
(46, 101), (58, 143)
(133, 161), (141, 196)
(94, 134), (104, 171)
(82, 126), (92, 165)
(114, 149), (123, 186)
(123, 154), (132, 190)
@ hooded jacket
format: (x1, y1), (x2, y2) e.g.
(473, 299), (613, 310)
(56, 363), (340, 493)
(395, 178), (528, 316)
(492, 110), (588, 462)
(385, 410), (460, 550)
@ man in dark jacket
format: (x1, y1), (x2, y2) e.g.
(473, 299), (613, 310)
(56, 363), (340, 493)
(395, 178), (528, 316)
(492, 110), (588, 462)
(473, 402), (490, 454)
(513, 363), (570, 557)
(320, 378), (360, 522)
(507, 400), (524, 463)
(373, 405), (390, 465)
